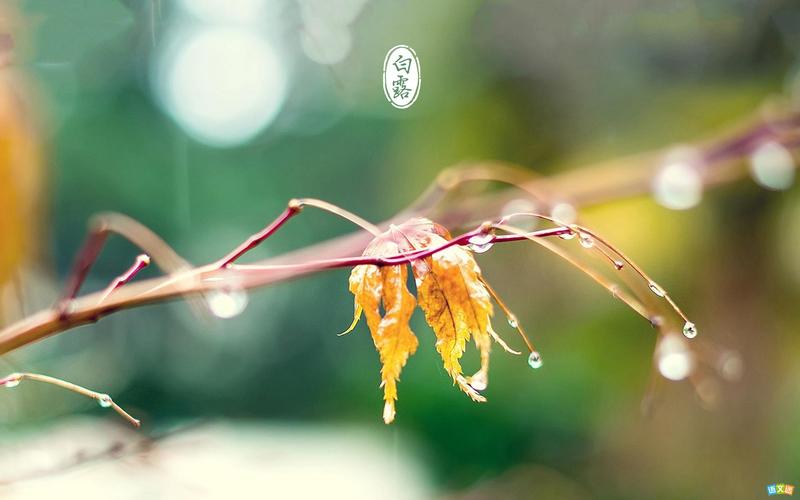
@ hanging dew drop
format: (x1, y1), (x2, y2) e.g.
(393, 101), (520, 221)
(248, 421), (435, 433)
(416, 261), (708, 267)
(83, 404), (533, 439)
(528, 351), (543, 369)
(558, 230), (575, 240)
(467, 233), (494, 253)
(648, 282), (666, 297)
(207, 287), (249, 318)
(613, 260), (624, 270)
(578, 232), (594, 248)
(97, 394), (113, 408)
(2, 374), (21, 388)
(682, 321), (697, 339)
(507, 315), (518, 328)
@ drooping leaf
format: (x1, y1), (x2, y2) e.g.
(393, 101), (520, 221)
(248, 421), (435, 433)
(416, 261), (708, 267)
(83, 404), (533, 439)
(407, 225), (493, 401)
(345, 218), (508, 423)
(348, 239), (419, 424)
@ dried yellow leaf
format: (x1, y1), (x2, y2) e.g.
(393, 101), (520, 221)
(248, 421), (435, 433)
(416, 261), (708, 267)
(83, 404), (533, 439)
(345, 218), (515, 423)
(348, 239), (419, 424)
(411, 230), (493, 402)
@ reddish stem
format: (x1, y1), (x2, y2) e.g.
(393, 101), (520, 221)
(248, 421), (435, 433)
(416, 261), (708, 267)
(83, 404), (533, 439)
(98, 254), (151, 302)
(216, 204), (301, 268)
(233, 225), (572, 271)
(57, 229), (109, 317)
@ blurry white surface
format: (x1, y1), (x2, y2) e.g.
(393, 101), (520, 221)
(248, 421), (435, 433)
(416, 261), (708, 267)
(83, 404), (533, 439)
(0, 419), (430, 500)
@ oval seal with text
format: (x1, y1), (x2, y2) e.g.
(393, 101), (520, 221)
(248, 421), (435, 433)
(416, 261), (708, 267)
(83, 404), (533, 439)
(383, 45), (420, 109)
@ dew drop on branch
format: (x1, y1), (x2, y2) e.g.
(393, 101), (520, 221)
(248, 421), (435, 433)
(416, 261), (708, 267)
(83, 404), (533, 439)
(507, 315), (518, 328)
(467, 233), (494, 253)
(97, 394), (113, 408)
(207, 287), (249, 318)
(528, 351), (543, 369)
(749, 141), (795, 191)
(558, 230), (575, 241)
(652, 150), (703, 210)
(578, 232), (594, 248)
(682, 321), (698, 339)
(648, 282), (666, 297)
(657, 335), (693, 381)
(1, 374), (21, 388)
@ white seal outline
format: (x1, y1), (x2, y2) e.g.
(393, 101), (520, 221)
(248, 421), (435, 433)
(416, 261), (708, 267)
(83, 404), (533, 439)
(383, 44), (421, 109)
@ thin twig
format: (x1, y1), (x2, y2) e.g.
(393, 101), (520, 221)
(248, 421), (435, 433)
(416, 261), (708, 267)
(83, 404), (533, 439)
(0, 372), (140, 427)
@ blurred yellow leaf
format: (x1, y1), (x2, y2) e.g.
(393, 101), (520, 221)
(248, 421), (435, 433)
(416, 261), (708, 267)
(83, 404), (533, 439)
(0, 67), (42, 290)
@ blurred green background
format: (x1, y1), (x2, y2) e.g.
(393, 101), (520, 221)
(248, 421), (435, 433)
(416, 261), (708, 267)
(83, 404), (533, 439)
(1, 0), (799, 498)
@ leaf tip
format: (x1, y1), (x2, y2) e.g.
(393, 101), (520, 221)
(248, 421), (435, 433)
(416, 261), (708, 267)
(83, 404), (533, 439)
(337, 304), (363, 336)
(383, 401), (396, 424)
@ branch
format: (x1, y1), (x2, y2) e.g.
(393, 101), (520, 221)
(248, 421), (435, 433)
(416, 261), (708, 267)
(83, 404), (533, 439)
(0, 108), (797, 358)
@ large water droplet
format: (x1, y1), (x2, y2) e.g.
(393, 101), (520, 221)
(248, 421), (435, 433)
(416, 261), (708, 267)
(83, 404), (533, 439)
(613, 260), (625, 270)
(658, 352), (692, 381)
(467, 233), (494, 253)
(648, 282), (666, 297)
(749, 141), (795, 191)
(657, 335), (693, 381)
(97, 394), (113, 408)
(652, 150), (703, 210)
(468, 371), (488, 391)
(682, 321), (697, 339)
(207, 287), (249, 318)
(578, 232), (594, 248)
(528, 351), (543, 369)
(2, 374), (21, 388)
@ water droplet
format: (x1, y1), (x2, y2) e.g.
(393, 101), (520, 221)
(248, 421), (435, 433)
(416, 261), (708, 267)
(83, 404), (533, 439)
(507, 315), (518, 328)
(558, 230), (575, 240)
(467, 233), (494, 253)
(2, 374), (21, 388)
(648, 282), (665, 297)
(207, 287), (249, 318)
(657, 335), (693, 381)
(613, 260), (624, 270)
(578, 232), (594, 248)
(682, 321), (697, 339)
(718, 351), (743, 381)
(652, 148), (704, 210)
(97, 394), (113, 408)
(527, 351), (543, 369)
(749, 141), (795, 191)
(468, 371), (488, 391)
(550, 202), (577, 224)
